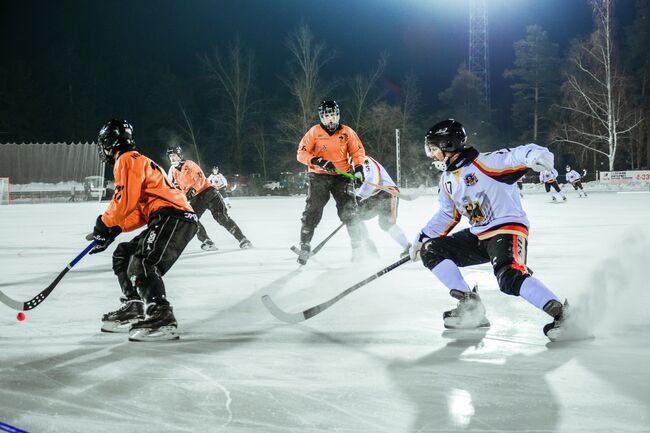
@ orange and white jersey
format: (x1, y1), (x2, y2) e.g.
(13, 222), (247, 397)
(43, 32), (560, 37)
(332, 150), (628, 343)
(101, 151), (193, 232)
(169, 160), (211, 196)
(297, 124), (366, 174)
(208, 173), (228, 189)
(420, 144), (553, 240)
(357, 156), (398, 200)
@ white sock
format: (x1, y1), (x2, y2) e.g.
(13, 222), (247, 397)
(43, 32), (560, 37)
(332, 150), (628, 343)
(519, 277), (561, 311)
(388, 225), (409, 248)
(431, 259), (471, 292)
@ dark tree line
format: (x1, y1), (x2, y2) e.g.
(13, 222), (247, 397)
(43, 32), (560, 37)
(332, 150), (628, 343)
(1, 0), (648, 184)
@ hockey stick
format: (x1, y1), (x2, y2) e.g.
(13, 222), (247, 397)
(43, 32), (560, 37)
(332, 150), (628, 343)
(262, 255), (410, 323)
(335, 169), (422, 201)
(290, 222), (345, 258)
(0, 241), (96, 311)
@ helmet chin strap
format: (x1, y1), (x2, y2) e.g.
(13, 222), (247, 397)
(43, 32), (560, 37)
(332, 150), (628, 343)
(432, 156), (449, 171)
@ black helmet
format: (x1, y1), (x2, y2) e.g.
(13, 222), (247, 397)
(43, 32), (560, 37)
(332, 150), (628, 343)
(97, 119), (135, 163)
(166, 145), (182, 158)
(424, 119), (467, 154)
(318, 100), (340, 132)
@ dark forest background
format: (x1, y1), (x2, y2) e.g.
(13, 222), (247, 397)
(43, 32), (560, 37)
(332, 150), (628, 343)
(1, 0), (649, 184)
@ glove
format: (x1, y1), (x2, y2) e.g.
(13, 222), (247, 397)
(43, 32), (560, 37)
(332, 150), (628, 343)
(186, 187), (197, 200)
(89, 215), (122, 255)
(353, 165), (364, 187)
(409, 231), (431, 262)
(311, 157), (337, 173)
(529, 151), (554, 172)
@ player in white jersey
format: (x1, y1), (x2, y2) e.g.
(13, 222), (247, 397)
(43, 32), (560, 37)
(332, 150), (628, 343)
(539, 168), (567, 202)
(565, 165), (587, 197)
(356, 156), (410, 255)
(208, 166), (232, 208)
(409, 119), (578, 341)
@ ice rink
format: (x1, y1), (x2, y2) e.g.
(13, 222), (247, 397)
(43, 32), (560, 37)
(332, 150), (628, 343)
(1, 189), (649, 432)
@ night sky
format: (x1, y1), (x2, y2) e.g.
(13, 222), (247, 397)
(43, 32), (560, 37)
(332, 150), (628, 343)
(1, 0), (637, 141)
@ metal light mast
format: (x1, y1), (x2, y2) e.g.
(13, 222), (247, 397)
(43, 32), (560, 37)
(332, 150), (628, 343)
(469, 0), (490, 110)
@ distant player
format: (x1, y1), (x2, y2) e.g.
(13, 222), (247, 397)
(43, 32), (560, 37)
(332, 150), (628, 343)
(409, 119), (581, 341)
(91, 119), (198, 341)
(167, 146), (252, 249)
(356, 155), (410, 255)
(516, 173), (525, 198)
(208, 166), (232, 208)
(565, 165), (587, 198)
(539, 168), (567, 202)
(295, 100), (366, 265)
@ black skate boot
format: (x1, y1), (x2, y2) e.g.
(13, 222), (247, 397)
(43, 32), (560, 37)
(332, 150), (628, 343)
(101, 297), (145, 333)
(129, 304), (179, 342)
(297, 242), (311, 265)
(201, 239), (218, 251)
(443, 287), (490, 329)
(239, 237), (253, 249)
(543, 299), (593, 342)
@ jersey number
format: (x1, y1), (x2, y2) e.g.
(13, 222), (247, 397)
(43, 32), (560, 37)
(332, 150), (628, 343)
(150, 161), (176, 190)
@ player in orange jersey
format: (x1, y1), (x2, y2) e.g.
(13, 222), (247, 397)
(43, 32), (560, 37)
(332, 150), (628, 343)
(167, 146), (252, 249)
(295, 100), (367, 265)
(91, 119), (199, 341)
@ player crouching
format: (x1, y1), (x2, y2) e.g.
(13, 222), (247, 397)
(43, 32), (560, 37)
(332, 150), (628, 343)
(410, 119), (590, 341)
(91, 119), (198, 341)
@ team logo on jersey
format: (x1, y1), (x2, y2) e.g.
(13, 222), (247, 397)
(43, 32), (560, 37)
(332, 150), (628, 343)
(338, 133), (348, 143)
(464, 173), (478, 186)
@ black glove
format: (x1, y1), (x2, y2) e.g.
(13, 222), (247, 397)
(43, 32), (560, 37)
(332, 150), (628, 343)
(186, 187), (197, 200)
(353, 165), (364, 187)
(89, 215), (122, 255)
(311, 157), (336, 173)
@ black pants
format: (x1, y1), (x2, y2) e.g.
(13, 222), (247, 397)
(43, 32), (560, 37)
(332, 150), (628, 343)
(112, 208), (198, 306)
(190, 187), (244, 243)
(357, 191), (398, 231)
(300, 173), (362, 245)
(420, 228), (532, 296)
(571, 181), (584, 190)
(544, 181), (561, 193)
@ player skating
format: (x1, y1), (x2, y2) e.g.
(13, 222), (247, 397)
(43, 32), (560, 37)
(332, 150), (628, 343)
(208, 166), (232, 208)
(409, 119), (584, 341)
(356, 155), (410, 255)
(166, 160), (216, 251)
(167, 146), (252, 249)
(91, 119), (199, 341)
(295, 100), (367, 265)
(565, 165), (588, 198)
(539, 168), (567, 202)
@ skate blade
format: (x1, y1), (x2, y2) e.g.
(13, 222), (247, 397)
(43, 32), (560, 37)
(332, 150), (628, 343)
(101, 319), (141, 333)
(546, 327), (594, 342)
(201, 244), (218, 251)
(129, 326), (179, 342)
(444, 320), (491, 329)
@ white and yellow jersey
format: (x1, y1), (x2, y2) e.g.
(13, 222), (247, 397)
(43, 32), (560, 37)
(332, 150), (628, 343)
(566, 170), (581, 184)
(421, 144), (553, 241)
(539, 168), (559, 183)
(208, 173), (228, 190)
(357, 156), (398, 200)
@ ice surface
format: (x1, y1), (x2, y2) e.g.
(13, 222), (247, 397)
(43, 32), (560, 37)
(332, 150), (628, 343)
(1, 190), (649, 432)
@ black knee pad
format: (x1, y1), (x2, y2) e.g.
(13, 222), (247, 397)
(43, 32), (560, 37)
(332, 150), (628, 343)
(495, 265), (529, 296)
(112, 242), (133, 275)
(420, 238), (446, 269)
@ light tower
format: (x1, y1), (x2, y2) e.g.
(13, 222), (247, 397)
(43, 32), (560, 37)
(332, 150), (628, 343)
(469, 0), (490, 111)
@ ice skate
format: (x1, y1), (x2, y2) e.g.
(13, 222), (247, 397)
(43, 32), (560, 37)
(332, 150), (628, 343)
(129, 304), (179, 342)
(297, 242), (311, 265)
(200, 239), (218, 251)
(543, 299), (593, 342)
(239, 237), (253, 249)
(101, 298), (144, 333)
(443, 287), (490, 329)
